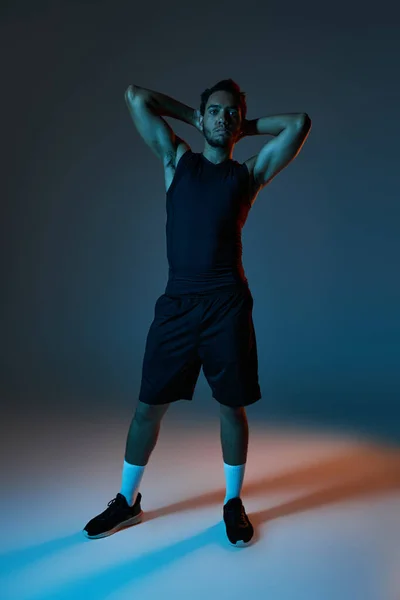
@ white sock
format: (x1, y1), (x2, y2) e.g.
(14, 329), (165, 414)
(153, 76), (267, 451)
(119, 459), (146, 506)
(223, 462), (246, 505)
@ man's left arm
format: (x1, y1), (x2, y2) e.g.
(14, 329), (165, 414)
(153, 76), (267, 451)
(242, 113), (312, 190)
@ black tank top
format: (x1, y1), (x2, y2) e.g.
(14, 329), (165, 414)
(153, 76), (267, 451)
(165, 150), (253, 296)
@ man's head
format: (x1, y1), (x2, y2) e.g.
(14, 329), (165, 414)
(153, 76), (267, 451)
(199, 79), (247, 149)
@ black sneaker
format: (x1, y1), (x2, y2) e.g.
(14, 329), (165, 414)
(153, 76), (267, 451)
(223, 497), (254, 546)
(83, 493), (143, 539)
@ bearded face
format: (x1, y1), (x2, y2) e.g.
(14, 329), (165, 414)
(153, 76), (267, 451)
(201, 90), (242, 149)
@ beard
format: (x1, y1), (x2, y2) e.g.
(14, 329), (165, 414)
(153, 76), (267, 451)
(202, 125), (233, 149)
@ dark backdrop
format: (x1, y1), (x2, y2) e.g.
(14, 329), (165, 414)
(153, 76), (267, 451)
(2, 0), (399, 442)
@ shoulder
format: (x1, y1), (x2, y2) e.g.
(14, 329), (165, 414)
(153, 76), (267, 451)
(243, 155), (256, 173)
(164, 143), (193, 195)
(242, 156), (262, 196)
(163, 138), (191, 172)
(174, 139), (192, 168)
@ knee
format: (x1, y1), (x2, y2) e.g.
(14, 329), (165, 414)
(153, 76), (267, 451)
(219, 404), (246, 421)
(134, 401), (169, 425)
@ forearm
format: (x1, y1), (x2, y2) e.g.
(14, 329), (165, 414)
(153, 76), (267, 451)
(244, 113), (310, 137)
(128, 85), (196, 128)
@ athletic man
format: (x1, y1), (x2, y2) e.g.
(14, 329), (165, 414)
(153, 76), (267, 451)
(83, 79), (311, 546)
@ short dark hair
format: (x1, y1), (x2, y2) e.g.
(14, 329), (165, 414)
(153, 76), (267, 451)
(200, 79), (247, 120)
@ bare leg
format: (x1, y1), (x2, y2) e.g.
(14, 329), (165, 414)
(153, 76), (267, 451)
(220, 405), (249, 504)
(83, 401), (172, 535)
(124, 401), (170, 466)
(220, 405), (254, 544)
(219, 405), (249, 465)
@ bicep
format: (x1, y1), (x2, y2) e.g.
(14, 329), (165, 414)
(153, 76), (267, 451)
(252, 118), (311, 188)
(125, 87), (177, 161)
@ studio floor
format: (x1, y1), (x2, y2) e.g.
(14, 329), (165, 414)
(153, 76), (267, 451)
(1, 406), (400, 600)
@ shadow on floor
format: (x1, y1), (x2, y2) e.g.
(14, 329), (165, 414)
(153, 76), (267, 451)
(2, 445), (399, 599)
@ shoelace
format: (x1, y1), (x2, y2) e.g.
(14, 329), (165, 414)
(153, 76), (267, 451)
(238, 507), (248, 528)
(227, 503), (248, 528)
(106, 496), (124, 513)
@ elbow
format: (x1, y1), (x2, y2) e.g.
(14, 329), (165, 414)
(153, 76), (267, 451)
(124, 85), (135, 105)
(299, 112), (312, 131)
(124, 85), (145, 103)
(124, 86), (150, 111)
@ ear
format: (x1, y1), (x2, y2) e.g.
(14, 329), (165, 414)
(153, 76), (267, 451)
(194, 109), (204, 133)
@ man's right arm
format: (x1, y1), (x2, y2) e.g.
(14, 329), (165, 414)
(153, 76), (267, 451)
(124, 85), (199, 163)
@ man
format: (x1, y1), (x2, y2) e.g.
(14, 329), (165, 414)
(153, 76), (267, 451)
(83, 79), (311, 546)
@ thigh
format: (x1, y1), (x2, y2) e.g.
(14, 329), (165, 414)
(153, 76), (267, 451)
(142, 295), (198, 371)
(139, 294), (202, 405)
(198, 291), (261, 407)
(199, 290), (254, 365)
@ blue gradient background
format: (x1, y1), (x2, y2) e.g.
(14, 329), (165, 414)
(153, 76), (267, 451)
(2, 0), (399, 441)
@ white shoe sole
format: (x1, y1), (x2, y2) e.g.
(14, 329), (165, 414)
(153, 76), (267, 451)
(83, 510), (143, 539)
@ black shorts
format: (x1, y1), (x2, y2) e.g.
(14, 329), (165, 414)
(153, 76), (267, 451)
(138, 288), (262, 408)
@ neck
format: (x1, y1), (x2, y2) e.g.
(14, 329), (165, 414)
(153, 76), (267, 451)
(202, 144), (234, 164)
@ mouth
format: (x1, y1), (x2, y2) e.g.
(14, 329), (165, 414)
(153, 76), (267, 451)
(215, 128), (231, 135)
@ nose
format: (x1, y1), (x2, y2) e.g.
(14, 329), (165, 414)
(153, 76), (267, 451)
(217, 116), (229, 129)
